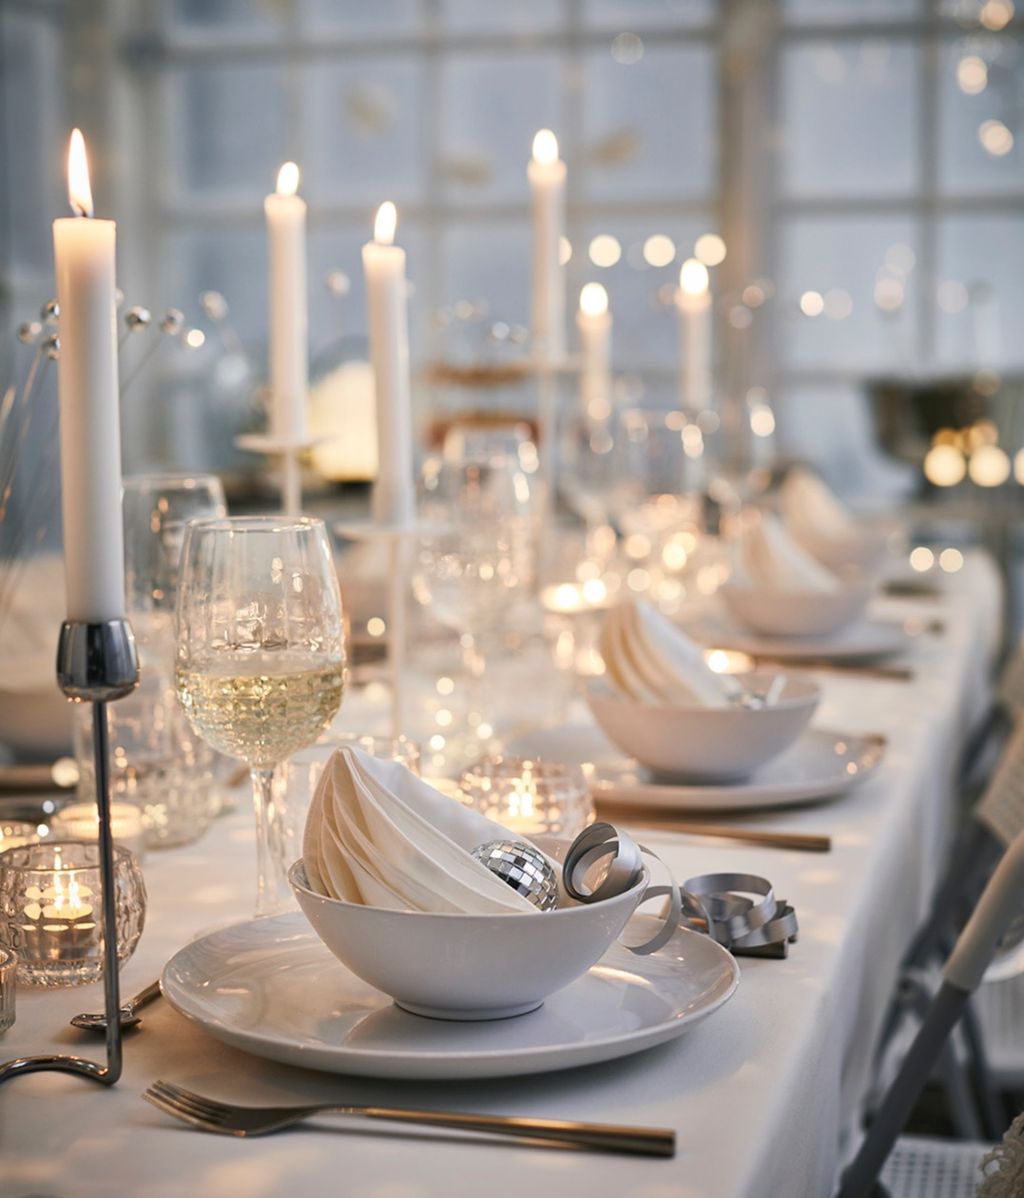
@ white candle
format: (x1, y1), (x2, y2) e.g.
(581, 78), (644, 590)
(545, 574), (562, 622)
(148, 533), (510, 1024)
(576, 282), (612, 419)
(53, 129), (126, 622)
(528, 129), (567, 364)
(676, 257), (712, 415)
(362, 201), (415, 528)
(264, 161), (309, 443)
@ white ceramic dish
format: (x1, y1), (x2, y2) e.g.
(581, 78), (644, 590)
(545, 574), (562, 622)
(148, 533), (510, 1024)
(507, 723), (885, 813)
(290, 835), (648, 1021)
(686, 614), (910, 663)
(160, 912), (739, 1080)
(719, 583), (872, 638)
(585, 672), (819, 782)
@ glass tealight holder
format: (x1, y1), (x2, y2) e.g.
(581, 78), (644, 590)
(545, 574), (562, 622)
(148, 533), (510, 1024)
(458, 755), (593, 839)
(0, 841), (146, 988)
(50, 802), (147, 861)
(0, 821), (44, 854)
(0, 947), (15, 1033)
(272, 735), (423, 901)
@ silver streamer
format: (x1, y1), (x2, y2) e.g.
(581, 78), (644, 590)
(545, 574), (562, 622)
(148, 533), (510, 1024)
(562, 822), (798, 959)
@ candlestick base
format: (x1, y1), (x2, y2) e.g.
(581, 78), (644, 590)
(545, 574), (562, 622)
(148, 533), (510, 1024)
(0, 618), (139, 1087)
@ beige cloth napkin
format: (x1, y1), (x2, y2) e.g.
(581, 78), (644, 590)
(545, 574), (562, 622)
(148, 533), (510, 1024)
(780, 467), (861, 558)
(732, 512), (840, 592)
(599, 599), (739, 706)
(303, 746), (541, 913)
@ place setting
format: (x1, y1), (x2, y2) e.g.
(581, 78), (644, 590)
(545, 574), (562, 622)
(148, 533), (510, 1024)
(2, 11), (1023, 1196)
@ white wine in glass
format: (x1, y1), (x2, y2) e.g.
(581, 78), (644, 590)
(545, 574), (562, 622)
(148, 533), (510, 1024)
(175, 516), (345, 916)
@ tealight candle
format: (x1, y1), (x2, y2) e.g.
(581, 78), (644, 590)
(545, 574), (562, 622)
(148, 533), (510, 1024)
(459, 756), (593, 840)
(0, 841), (145, 987)
(540, 580), (613, 616)
(50, 801), (146, 860)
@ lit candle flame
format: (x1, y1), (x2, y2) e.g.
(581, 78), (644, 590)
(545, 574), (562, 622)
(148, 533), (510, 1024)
(532, 128), (559, 166)
(67, 128), (93, 218)
(679, 257), (710, 297)
(579, 282), (609, 318)
(276, 161), (300, 196)
(374, 200), (397, 246)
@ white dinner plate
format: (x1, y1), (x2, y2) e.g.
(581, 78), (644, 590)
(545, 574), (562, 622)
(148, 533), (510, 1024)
(685, 613), (910, 662)
(161, 913), (738, 1081)
(508, 724), (885, 812)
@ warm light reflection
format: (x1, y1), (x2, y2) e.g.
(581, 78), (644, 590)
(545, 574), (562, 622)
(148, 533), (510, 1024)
(67, 128), (93, 218)
(909, 546), (935, 572)
(589, 234), (622, 268)
(694, 233), (726, 266)
(957, 55), (988, 95)
(979, 119), (1014, 157)
(939, 548), (965, 573)
(923, 443), (966, 486)
(643, 234), (676, 267)
(532, 128), (559, 165)
(276, 161), (300, 195)
(579, 282), (609, 317)
(799, 290), (824, 317)
(980, 0), (1014, 30)
(679, 258), (709, 296)
(374, 200), (397, 245)
(559, 235), (572, 265)
(969, 444), (1011, 486)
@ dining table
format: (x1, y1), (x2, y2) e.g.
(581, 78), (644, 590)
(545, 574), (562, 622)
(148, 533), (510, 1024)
(0, 551), (1004, 1198)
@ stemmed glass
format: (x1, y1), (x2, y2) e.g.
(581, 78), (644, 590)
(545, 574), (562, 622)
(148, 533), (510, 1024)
(175, 516), (345, 916)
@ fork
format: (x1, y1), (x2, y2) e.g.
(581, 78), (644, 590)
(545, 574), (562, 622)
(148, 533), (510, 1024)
(143, 1079), (675, 1157)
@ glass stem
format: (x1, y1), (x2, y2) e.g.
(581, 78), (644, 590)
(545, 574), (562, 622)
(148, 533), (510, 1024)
(250, 766), (291, 918)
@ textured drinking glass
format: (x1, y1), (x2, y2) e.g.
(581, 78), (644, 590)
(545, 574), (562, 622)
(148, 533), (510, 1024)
(0, 841), (146, 988)
(0, 947), (15, 1032)
(106, 472), (228, 845)
(273, 735), (422, 882)
(458, 755), (593, 839)
(175, 516), (346, 916)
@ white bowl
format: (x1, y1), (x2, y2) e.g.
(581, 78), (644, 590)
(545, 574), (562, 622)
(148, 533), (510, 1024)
(720, 583), (872, 638)
(289, 837), (648, 1021)
(586, 672), (820, 781)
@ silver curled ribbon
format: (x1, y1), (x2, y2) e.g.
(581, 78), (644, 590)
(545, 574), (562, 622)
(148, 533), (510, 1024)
(563, 823), (798, 958)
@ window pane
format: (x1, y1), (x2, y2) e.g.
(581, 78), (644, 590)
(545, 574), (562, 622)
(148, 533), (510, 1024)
(583, 0), (715, 28)
(440, 0), (560, 34)
(166, 0), (285, 36)
(438, 52), (563, 206)
(935, 213), (1024, 371)
(305, 58), (426, 207)
(775, 383), (916, 500)
(300, 0), (422, 36)
(783, 0), (920, 23)
(781, 40), (919, 196)
(577, 215), (711, 370)
(777, 216), (920, 371)
(582, 44), (715, 201)
(440, 219), (532, 325)
(167, 64), (285, 201)
(939, 37), (1024, 195)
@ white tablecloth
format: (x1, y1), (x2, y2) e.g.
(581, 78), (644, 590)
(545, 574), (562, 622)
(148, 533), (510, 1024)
(0, 553), (1003, 1198)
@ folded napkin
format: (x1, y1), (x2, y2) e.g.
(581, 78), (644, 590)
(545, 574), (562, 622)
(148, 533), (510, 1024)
(303, 746), (544, 914)
(780, 467), (860, 557)
(599, 599), (739, 706)
(732, 512), (840, 593)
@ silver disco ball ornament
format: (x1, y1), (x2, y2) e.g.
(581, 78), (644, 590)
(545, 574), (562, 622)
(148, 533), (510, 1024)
(470, 840), (560, 912)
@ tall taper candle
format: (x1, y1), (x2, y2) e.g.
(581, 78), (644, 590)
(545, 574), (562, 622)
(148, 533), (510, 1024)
(362, 201), (414, 527)
(676, 257), (712, 415)
(576, 282), (611, 419)
(265, 161), (309, 444)
(52, 129), (125, 621)
(528, 129), (567, 364)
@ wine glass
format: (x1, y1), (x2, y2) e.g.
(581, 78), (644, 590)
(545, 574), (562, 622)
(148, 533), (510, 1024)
(175, 516), (345, 916)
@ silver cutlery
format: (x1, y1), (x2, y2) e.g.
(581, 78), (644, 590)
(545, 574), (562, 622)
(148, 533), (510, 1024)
(71, 980), (162, 1031)
(753, 657), (914, 682)
(143, 1079), (676, 1157)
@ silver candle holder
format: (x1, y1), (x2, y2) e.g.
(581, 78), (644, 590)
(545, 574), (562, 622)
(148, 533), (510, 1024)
(0, 618), (139, 1086)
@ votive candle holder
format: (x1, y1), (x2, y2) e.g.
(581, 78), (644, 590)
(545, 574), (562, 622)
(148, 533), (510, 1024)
(458, 755), (593, 838)
(0, 841), (146, 987)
